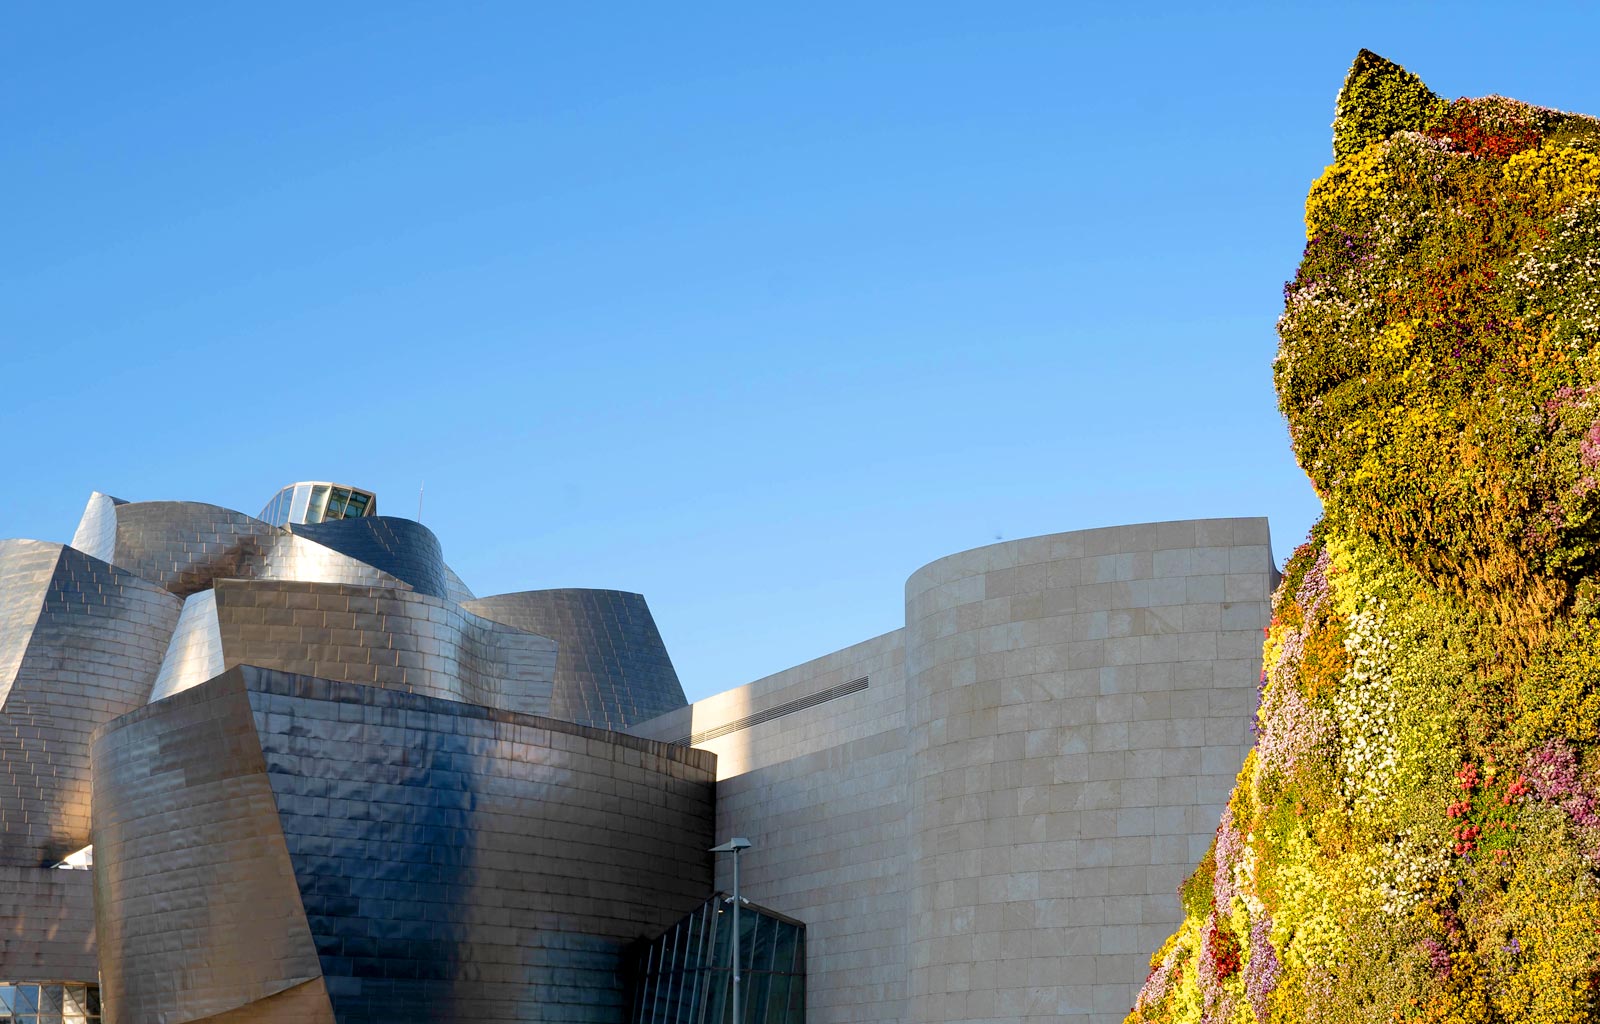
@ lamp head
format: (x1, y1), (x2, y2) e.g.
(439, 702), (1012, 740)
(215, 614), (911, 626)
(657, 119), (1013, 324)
(709, 837), (752, 853)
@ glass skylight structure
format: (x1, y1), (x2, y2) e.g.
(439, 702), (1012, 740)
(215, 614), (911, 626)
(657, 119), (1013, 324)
(628, 894), (805, 1024)
(258, 481), (377, 527)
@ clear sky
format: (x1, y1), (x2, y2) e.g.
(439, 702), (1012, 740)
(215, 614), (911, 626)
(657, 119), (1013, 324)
(6, 3), (1600, 703)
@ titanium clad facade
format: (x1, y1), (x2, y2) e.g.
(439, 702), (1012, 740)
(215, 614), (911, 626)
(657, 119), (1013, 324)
(91, 669), (334, 1024)
(0, 866), (96, 983)
(0, 539), (182, 1000)
(67, 491), (125, 564)
(209, 579), (559, 717)
(464, 590), (687, 730)
(289, 517), (450, 600)
(148, 590), (224, 703)
(97, 501), (409, 599)
(92, 666), (717, 1024)
(0, 542), (182, 864)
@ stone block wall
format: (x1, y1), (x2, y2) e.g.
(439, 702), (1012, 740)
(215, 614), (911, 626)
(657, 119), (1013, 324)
(632, 518), (1275, 1024)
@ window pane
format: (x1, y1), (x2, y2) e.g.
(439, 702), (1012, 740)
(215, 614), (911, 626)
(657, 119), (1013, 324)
(711, 902), (732, 968)
(739, 909), (759, 973)
(308, 485), (330, 522)
(772, 921), (798, 975)
(752, 913), (776, 973)
(764, 975), (791, 1024)
(703, 971), (727, 1024)
(14, 986), (36, 1013)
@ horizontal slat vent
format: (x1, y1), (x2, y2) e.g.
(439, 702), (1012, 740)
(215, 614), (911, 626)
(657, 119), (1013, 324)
(672, 676), (869, 746)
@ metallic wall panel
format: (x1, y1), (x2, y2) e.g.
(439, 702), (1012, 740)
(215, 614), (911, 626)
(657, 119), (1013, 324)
(0, 866), (96, 983)
(94, 666), (717, 1024)
(289, 518), (449, 600)
(91, 668), (334, 1024)
(150, 590), (225, 703)
(68, 491), (126, 563)
(0, 540), (59, 704)
(464, 590), (687, 730)
(210, 580), (558, 718)
(105, 501), (410, 599)
(0, 543), (182, 866)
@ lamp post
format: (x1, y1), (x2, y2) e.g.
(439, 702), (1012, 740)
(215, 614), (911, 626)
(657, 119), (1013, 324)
(709, 837), (752, 1023)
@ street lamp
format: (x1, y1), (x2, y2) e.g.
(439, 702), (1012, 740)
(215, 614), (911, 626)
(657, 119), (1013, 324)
(709, 837), (752, 1023)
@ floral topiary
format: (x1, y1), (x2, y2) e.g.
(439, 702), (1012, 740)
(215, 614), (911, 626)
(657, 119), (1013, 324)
(1129, 51), (1600, 1024)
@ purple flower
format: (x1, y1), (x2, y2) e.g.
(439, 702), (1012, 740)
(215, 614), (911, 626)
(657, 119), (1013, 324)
(1213, 817), (1242, 915)
(1244, 915), (1281, 1021)
(1526, 739), (1600, 853)
(1582, 420), (1600, 470)
(1421, 937), (1452, 980)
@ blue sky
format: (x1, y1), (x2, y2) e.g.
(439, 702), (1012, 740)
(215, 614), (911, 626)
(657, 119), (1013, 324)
(6, 4), (1600, 702)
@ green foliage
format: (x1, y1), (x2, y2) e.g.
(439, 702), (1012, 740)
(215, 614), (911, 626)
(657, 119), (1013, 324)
(1130, 52), (1600, 1024)
(1331, 49), (1446, 161)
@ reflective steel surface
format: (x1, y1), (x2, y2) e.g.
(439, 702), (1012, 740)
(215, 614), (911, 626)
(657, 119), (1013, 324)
(0, 542), (181, 865)
(101, 501), (409, 599)
(67, 491), (125, 564)
(4, 484), (716, 1021)
(209, 579), (558, 717)
(148, 590), (224, 703)
(464, 590), (688, 730)
(289, 516), (448, 599)
(93, 666), (716, 1024)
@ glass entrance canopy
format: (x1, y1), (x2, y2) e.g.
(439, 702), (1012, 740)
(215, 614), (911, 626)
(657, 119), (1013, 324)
(628, 893), (805, 1024)
(258, 482), (377, 527)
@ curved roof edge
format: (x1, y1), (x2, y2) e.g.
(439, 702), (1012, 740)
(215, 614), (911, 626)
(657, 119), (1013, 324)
(904, 517), (1275, 599)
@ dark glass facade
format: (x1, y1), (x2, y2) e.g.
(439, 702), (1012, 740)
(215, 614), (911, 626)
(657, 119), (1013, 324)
(628, 895), (805, 1024)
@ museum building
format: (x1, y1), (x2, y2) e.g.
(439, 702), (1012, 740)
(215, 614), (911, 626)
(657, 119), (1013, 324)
(0, 483), (1272, 1024)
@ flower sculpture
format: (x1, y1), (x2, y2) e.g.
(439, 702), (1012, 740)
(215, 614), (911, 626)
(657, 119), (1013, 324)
(1129, 51), (1600, 1024)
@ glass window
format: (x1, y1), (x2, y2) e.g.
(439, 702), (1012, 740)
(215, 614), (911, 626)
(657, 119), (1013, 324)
(764, 975), (791, 1024)
(772, 918), (797, 975)
(627, 895), (804, 1024)
(64, 985), (87, 1023)
(287, 484), (312, 524)
(307, 485), (330, 522)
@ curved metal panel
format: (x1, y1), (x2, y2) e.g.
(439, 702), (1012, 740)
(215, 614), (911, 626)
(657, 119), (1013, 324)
(105, 501), (411, 599)
(92, 666), (714, 1024)
(0, 540), (58, 705)
(0, 867), (96, 989)
(0, 543), (181, 866)
(464, 589), (688, 730)
(91, 668), (334, 1024)
(68, 491), (126, 563)
(289, 517), (448, 599)
(211, 579), (558, 718)
(149, 590), (224, 703)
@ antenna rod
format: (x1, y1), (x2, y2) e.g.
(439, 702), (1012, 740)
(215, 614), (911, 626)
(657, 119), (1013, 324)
(418, 481), (424, 524)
